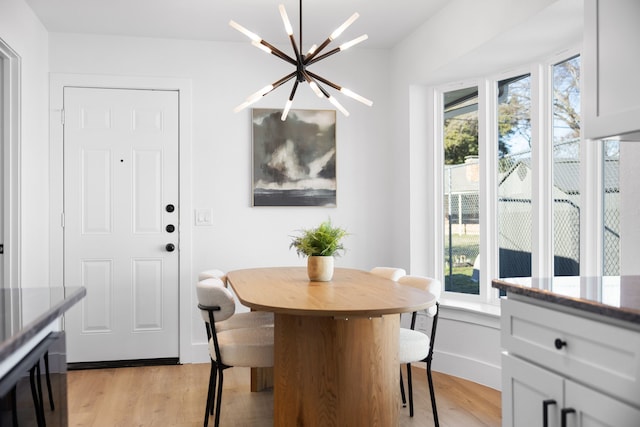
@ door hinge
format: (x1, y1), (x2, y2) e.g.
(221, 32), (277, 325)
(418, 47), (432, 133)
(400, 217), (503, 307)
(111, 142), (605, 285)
(61, 109), (65, 125)
(61, 212), (65, 228)
(0, 244), (4, 254)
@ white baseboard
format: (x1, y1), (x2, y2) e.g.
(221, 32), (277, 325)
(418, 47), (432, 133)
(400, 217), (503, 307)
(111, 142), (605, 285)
(187, 342), (210, 364)
(431, 349), (501, 391)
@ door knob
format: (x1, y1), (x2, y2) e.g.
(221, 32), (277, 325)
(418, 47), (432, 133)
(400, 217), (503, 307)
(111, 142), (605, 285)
(166, 204), (175, 213)
(166, 224), (175, 233)
(166, 243), (175, 252)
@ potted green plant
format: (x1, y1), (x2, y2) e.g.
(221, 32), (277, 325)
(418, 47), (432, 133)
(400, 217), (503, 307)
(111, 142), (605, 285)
(290, 219), (348, 281)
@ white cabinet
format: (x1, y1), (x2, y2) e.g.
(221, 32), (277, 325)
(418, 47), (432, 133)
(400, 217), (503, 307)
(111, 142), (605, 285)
(501, 298), (640, 426)
(503, 355), (640, 427)
(583, 0), (640, 140)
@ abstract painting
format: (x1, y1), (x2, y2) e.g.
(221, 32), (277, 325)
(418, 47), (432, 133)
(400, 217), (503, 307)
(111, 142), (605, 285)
(252, 108), (336, 206)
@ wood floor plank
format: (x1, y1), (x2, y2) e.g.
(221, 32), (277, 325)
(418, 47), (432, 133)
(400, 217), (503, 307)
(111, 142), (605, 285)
(67, 363), (501, 426)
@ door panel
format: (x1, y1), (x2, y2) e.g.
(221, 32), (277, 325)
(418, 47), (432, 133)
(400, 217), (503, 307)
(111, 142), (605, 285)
(565, 380), (640, 427)
(502, 354), (564, 427)
(64, 87), (179, 363)
(81, 259), (112, 332)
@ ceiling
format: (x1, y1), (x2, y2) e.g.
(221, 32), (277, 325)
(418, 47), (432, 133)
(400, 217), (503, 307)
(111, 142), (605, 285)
(25, 0), (450, 49)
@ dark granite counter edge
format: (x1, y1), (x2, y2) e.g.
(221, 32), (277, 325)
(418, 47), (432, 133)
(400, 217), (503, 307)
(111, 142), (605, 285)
(492, 279), (640, 325)
(0, 287), (86, 362)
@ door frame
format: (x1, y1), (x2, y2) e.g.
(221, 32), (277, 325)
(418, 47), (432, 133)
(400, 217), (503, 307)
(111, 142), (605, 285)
(0, 38), (21, 290)
(49, 73), (194, 362)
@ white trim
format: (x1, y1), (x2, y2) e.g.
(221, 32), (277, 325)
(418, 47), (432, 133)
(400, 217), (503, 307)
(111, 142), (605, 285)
(431, 303), (501, 390)
(0, 37), (21, 290)
(48, 73), (194, 363)
(581, 138), (604, 278)
(478, 78), (497, 303)
(432, 349), (502, 391)
(439, 297), (501, 323)
(531, 61), (555, 281)
(408, 84), (431, 276)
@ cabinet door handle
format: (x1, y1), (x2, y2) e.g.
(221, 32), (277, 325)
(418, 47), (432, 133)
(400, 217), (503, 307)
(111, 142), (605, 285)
(554, 338), (567, 350)
(543, 399), (556, 427)
(561, 408), (575, 427)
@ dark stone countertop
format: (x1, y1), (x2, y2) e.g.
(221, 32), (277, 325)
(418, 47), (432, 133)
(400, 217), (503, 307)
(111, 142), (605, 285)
(0, 287), (86, 364)
(492, 276), (640, 325)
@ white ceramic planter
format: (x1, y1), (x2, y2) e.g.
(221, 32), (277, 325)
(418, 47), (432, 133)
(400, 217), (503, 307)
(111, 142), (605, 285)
(307, 256), (334, 281)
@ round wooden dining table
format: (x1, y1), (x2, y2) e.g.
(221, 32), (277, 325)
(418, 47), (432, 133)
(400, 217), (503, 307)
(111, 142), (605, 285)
(226, 267), (436, 426)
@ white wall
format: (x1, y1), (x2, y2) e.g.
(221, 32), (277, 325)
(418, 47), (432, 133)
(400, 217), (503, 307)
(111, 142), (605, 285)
(47, 33), (393, 361)
(0, 0), (50, 287)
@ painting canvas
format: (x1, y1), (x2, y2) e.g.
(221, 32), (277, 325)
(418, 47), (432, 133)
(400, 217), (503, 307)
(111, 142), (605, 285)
(252, 108), (337, 206)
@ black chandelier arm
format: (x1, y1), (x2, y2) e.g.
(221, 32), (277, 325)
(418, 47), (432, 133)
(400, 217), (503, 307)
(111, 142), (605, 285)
(288, 80), (300, 101)
(260, 40), (297, 66)
(304, 37), (333, 64)
(306, 71), (341, 92)
(271, 71), (298, 92)
(288, 35), (304, 65)
(306, 47), (341, 66)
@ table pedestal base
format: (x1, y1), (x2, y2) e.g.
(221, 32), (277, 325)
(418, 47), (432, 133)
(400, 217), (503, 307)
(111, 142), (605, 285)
(274, 313), (400, 426)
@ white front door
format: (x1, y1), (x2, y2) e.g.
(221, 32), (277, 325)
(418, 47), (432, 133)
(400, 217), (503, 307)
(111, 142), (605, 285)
(63, 87), (179, 363)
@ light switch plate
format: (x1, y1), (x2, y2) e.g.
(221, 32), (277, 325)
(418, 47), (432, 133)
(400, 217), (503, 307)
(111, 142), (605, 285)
(194, 208), (213, 226)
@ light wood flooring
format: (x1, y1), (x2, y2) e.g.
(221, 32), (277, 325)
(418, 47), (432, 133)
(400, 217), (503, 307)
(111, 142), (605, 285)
(67, 363), (501, 426)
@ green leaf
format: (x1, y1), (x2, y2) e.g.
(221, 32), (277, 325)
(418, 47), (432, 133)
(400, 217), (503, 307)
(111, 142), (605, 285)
(289, 219), (348, 258)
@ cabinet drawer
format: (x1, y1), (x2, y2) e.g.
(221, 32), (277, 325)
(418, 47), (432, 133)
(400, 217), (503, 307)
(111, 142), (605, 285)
(501, 298), (640, 406)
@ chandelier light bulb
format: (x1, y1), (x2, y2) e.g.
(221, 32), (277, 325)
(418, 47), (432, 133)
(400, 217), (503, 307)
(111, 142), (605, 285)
(330, 13), (359, 40)
(252, 41), (272, 54)
(279, 5), (294, 36)
(247, 85), (275, 103)
(328, 96), (350, 117)
(309, 81), (324, 98)
(341, 88), (373, 107)
(233, 100), (252, 113)
(229, 20), (262, 42)
(339, 34), (368, 51)
(281, 99), (294, 121)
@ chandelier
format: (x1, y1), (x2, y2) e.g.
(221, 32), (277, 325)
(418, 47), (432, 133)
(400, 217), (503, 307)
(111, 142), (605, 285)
(229, 0), (373, 121)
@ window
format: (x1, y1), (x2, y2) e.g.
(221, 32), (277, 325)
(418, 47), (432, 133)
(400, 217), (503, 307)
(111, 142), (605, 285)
(497, 74), (532, 279)
(435, 52), (588, 301)
(443, 86), (479, 294)
(603, 139), (620, 276)
(552, 56), (581, 277)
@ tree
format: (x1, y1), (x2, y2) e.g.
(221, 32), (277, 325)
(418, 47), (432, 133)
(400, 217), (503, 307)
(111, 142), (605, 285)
(498, 76), (531, 154)
(443, 56), (581, 165)
(444, 113), (478, 165)
(553, 56), (581, 142)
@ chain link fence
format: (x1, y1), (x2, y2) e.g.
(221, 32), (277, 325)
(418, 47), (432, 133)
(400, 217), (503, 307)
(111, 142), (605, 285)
(444, 139), (620, 293)
(603, 142), (620, 276)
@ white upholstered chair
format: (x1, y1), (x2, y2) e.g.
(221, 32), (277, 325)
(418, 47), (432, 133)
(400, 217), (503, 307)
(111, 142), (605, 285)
(197, 278), (274, 427)
(198, 271), (274, 331)
(198, 269), (227, 284)
(397, 275), (442, 425)
(369, 266), (407, 281)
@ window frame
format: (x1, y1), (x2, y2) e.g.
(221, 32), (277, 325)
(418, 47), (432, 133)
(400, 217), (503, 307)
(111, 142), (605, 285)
(429, 47), (589, 305)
